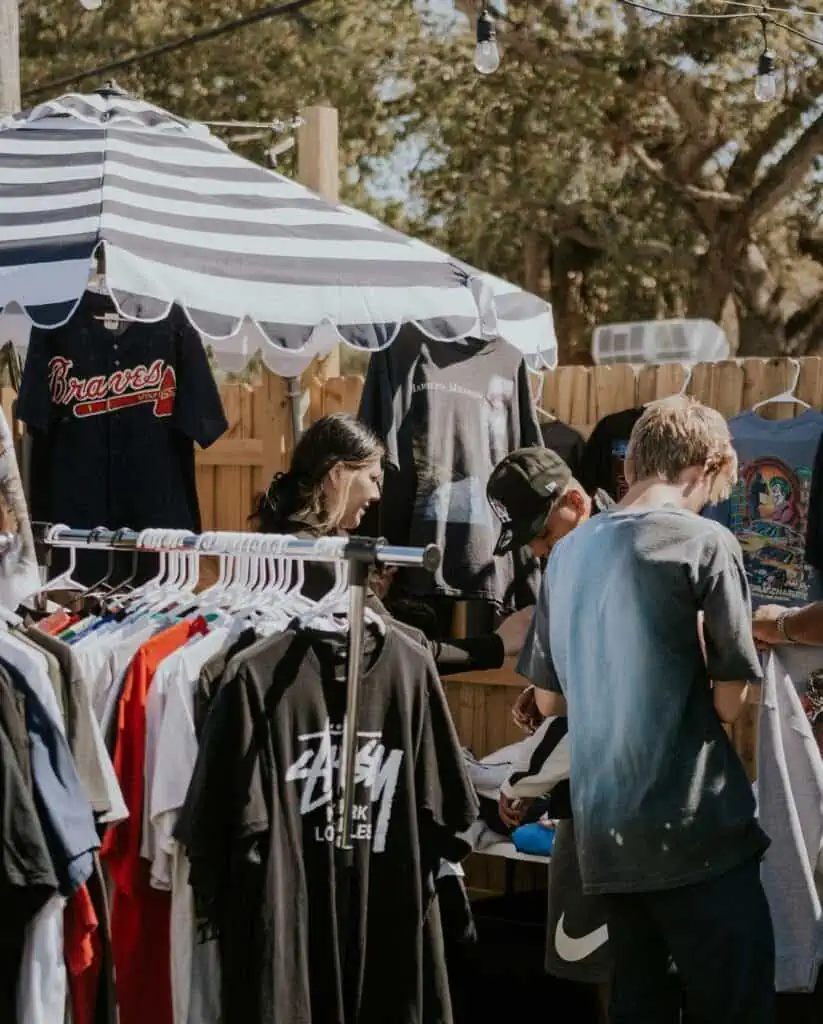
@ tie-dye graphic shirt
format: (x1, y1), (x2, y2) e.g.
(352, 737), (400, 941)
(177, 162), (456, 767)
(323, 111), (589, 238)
(533, 508), (768, 895)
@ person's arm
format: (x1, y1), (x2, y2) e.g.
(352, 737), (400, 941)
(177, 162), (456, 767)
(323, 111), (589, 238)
(713, 682), (749, 725)
(499, 718), (570, 802)
(699, 533), (763, 725)
(753, 601), (823, 647)
(429, 635), (505, 677)
(428, 605), (535, 677)
(534, 688), (567, 718)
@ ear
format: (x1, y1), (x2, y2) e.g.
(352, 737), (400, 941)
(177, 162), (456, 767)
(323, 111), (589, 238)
(565, 487), (587, 515)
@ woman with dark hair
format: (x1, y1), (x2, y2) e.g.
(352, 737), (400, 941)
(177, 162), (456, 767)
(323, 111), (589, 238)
(254, 413), (384, 538)
(253, 412), (528, 674)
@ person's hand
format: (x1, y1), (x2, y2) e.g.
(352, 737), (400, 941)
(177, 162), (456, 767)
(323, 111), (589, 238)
(752, 604), (785, 648)
(498, 793), (532, 830)
(496, 606), (534, 657)
(512, 685), (544, 734)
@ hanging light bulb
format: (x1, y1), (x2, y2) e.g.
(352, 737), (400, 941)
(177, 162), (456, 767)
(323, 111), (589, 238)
(754, 17), (777, 103)
(755, 51), (777, 102)
(79, 0), (103, 10)
(474, 7), (500, 76)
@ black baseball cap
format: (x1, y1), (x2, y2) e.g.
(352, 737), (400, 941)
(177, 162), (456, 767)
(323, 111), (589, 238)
(487, 447), (573, 556)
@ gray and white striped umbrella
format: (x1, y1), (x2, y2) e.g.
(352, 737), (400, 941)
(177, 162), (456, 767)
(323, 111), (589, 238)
(0, 88), (557, 373)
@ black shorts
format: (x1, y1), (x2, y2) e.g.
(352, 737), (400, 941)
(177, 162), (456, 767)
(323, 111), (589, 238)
(545, 819), (613, 985)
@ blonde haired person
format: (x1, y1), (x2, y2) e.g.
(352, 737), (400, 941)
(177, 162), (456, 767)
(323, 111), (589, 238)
(519, 396), (774, 1024)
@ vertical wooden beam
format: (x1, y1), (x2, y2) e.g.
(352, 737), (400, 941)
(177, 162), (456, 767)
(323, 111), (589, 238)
(298, 104), (340, 203)
(0, 0), (21, 117)
(261, 104), (342, 476)
(298, 104), (341, 381)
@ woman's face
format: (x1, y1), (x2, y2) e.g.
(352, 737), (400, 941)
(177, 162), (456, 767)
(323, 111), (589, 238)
(327, 456), (383, 531)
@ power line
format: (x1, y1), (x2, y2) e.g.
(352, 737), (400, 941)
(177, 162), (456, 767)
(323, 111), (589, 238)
(23, 0), (321, 100)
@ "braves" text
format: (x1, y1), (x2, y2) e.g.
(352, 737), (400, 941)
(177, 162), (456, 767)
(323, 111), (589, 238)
(48, 356), (167, 406)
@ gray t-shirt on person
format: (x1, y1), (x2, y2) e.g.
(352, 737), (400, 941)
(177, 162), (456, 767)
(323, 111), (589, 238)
(526, 506), (769, 896)
(516, 489), (614, 691)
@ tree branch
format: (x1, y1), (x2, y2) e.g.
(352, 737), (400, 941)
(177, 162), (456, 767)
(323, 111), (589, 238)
(742, 110), (823, 225)
(727, 67), (823, 192)
(631, 143), (744, 209)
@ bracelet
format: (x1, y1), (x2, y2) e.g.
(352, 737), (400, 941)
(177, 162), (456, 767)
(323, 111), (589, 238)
(777, 611), (797, 644)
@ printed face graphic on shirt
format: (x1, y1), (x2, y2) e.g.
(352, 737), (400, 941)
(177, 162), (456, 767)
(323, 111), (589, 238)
(732, 456), (810, 605)
(48, 356), (177, 419)
(285, 721), (403, 852)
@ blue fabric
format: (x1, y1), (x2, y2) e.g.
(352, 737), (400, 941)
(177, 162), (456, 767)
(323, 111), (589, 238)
(2, 657), (99, 896)
(704, 409), (823, 610)
(511, 822), (555, 857)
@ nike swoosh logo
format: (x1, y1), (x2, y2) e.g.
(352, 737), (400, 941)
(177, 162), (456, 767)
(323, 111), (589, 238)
(554, 912), (609, 963)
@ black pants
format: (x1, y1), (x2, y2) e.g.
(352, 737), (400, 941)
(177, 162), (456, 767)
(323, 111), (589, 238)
(603, 856), (775, 1024)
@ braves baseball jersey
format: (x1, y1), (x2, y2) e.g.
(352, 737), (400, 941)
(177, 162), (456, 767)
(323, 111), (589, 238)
(18, 292), (227, 559)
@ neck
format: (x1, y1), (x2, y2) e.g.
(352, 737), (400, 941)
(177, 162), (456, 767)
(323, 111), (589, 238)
(619, 478), (693, 511)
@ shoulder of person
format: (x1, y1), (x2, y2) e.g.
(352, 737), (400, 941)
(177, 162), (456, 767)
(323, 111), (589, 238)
(658, 508), (744, 567)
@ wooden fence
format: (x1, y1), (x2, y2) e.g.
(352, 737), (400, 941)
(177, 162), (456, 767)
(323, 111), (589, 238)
(201, 355), (823, 530)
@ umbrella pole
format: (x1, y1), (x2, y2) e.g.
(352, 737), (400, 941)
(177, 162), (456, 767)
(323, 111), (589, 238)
(287, 375), (302, 443)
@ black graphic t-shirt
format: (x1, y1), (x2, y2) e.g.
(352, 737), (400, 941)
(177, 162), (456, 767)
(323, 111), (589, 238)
(177, 624), (478, 1024)
(577, 407), (644, 501)
(358, 326), (542, 609)
(541, 419), (585, 477)
(18, 293), (227, 575)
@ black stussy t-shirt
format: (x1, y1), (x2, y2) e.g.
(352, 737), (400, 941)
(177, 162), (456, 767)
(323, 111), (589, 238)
(177, 624), (479, 1024)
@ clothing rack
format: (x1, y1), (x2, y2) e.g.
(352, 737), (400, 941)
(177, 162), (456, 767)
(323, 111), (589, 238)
(35, 524), (442, 858)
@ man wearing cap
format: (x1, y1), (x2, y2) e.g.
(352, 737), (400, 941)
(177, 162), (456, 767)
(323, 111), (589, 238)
(487, 447), (615, 1021)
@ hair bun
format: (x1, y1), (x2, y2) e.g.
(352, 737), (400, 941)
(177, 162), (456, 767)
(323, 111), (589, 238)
(264, 470), (300, 512)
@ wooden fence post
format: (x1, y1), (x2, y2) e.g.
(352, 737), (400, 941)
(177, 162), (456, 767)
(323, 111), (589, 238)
(259, 104), (342, 481)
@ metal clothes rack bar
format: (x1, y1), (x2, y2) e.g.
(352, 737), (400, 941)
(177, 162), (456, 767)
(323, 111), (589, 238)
(35, 524), (441, 858)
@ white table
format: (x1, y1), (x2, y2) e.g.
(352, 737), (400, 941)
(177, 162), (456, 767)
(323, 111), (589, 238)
(474, 840), (551, 894)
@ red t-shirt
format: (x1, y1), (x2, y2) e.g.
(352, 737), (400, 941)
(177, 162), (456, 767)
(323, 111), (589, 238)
(102, 618), (208, 1024)
(65, 884), (100, 1024)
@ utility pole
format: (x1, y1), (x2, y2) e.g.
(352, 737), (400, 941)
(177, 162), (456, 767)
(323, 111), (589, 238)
(0, 0), (20, 116)
(0, 0), (27, 497)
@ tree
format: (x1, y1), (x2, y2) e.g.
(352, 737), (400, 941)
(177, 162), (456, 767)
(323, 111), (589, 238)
(15, 1), (823, 363)
(411, 1), (823, 360)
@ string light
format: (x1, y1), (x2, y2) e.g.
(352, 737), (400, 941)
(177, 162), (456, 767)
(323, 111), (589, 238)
(474, 7), (500, 75)
(79, 0), (103, 9)
(755, 17), (778, 102)
(485, 1), (821, 98)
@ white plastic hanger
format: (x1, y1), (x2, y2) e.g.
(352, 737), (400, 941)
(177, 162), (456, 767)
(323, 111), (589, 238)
(31, 523), (86, 597)
(194, 532), (230, 607)
(751, 358), (810, 414)
(526, 366), (556, 423)
(299, 536), (386, 634)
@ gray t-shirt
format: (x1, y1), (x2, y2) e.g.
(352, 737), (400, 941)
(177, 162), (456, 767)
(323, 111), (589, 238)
(526, 507), (768, 895)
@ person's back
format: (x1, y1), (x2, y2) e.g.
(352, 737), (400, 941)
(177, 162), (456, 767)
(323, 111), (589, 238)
(547, 506), (767, 896)
(536, 396), (775, 1024)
